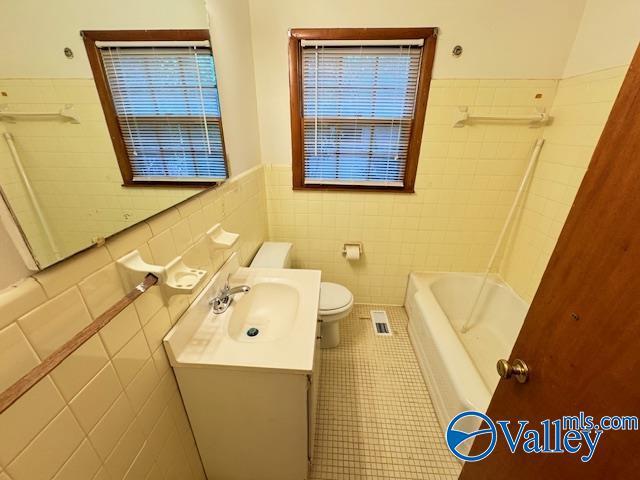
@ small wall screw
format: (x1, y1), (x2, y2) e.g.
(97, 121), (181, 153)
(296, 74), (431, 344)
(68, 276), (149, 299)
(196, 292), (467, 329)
(452, 45), (463, 57)
(571, 313), (580, 321)
(64, 47), (74, 59)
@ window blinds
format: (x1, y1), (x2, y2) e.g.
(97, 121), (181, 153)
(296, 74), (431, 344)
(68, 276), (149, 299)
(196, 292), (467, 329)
(301, 44), (422, 187)
(99, 45), (227, 182)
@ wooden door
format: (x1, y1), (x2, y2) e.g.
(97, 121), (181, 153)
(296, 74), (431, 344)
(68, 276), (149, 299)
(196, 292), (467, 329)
(460, 46), (640, 479)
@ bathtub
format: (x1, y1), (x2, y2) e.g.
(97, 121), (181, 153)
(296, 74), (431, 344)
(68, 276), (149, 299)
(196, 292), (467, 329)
(405, 272), (528, 439)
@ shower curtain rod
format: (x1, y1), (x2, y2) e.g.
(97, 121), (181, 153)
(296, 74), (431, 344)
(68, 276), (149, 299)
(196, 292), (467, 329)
(2, 129), (62, 260)
(461, 138), (546, 333)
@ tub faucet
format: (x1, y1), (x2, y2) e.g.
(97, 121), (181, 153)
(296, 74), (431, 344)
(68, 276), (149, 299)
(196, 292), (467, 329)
(209, 275), (250, 314)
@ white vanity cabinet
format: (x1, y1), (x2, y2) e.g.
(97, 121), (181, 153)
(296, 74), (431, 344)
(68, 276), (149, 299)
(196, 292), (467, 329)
(174, 356), (320, 480)
(163, 257), (323, 480)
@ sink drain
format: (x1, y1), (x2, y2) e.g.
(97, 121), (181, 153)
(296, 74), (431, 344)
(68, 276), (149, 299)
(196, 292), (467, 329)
(246, 327), (259, 337)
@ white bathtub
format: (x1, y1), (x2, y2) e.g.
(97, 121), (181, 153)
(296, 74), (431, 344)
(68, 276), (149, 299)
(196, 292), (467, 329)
(405, 272), (528, 437)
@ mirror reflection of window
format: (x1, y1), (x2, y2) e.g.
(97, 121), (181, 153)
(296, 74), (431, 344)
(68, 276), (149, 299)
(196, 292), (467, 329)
(0, 0), (216, 268)
(83, 31), (229, 186)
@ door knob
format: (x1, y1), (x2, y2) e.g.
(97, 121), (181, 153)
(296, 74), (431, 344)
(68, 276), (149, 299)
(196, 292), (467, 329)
(496, 358), (529, 383)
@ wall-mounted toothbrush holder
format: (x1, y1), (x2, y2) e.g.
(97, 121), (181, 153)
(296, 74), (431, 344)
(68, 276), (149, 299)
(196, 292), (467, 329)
(163, 257), (207, 296)
(116, 250), (207, 305)
(207, 223), (239, 250)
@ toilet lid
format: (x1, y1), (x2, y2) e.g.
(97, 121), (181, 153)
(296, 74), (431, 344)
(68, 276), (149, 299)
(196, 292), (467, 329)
(319, 282), (353, 312)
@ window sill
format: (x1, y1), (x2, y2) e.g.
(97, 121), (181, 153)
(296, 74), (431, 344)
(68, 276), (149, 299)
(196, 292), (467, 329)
(292, 184), (415, 194)
(121, 180), (222, 188)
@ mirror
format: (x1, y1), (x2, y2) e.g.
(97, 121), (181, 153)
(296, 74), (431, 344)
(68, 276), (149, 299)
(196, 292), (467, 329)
(0, 0), (211, 268)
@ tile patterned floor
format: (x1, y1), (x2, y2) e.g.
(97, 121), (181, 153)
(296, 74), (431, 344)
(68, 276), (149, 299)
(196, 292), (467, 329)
(310, 305), (461, 480)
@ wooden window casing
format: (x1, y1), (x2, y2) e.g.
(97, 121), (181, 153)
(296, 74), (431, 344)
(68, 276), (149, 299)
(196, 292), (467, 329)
(288, 28), (437, 193)
(82, 29), (229, 187)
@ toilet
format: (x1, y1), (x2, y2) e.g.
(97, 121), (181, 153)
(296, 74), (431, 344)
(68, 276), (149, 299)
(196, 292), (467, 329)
(250, 242), (353, 348)
(316, 281), (353, 348)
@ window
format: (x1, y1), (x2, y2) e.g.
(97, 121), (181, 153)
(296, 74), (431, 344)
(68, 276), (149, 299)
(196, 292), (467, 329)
(288, 28), (437, 192)
(82, 30), (228, 186)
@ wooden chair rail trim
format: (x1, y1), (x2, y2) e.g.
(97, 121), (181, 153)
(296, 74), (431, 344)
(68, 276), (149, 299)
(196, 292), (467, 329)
(0, 274), (159, 414)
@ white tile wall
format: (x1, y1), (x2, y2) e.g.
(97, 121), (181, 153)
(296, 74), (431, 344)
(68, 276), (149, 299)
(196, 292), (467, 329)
(266, 79), (558, 304)
(500, 66), (628, 301)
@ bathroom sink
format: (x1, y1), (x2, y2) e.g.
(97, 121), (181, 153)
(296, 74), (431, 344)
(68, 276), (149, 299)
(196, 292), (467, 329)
(227, 282), (299, 342)
(163, 253), (321, 373)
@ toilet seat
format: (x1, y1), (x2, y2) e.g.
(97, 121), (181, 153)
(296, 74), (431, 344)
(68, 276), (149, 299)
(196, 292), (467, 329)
(319, 282), (353, 318)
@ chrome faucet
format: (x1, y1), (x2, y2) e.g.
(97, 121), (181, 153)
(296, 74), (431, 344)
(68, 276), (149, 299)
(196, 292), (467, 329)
(209, 275), (250, 314)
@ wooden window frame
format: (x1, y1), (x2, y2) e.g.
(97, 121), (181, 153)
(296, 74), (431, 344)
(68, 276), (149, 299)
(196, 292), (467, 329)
(82, 29), (229, 188)
(288, 27), (437, 193)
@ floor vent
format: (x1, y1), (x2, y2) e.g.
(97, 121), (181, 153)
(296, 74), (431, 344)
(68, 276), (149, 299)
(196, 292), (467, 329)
(371, 310), (392, 336)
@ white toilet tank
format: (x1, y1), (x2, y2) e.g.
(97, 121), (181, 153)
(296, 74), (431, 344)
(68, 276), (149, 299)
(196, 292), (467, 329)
(250, 242), (293, 268)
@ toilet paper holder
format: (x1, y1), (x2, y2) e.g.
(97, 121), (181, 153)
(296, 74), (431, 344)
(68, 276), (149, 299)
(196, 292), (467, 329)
(342, 242), (363, 257)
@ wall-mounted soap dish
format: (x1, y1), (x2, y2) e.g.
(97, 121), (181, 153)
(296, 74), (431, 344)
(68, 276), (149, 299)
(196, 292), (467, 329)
(117, 250), (207, 305)
(207, 223), (239, 250)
